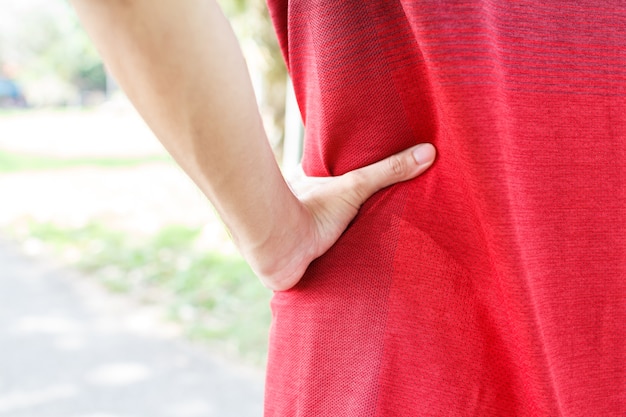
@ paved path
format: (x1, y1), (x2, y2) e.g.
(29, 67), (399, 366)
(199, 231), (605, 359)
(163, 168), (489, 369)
(0, 240), (264, 417)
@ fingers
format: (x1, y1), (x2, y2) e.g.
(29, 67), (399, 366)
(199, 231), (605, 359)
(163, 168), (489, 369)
(340, 143), (436, 206)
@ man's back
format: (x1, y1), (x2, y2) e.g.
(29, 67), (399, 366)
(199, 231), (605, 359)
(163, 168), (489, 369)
(265, 1), (626, 415)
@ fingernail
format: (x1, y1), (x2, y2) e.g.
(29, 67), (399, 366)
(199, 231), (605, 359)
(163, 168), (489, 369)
(412, 143), (436, 165)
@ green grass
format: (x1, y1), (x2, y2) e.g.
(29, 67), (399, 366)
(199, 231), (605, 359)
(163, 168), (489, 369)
(0, 149), (172, 173)
(13, 221), (272, 365)
(0, 109), (26, 117)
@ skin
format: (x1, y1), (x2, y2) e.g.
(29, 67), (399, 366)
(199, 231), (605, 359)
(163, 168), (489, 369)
(70, 0), (437, 291)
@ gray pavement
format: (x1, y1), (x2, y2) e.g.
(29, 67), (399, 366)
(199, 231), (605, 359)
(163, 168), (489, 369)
(0, 240), (264, 417)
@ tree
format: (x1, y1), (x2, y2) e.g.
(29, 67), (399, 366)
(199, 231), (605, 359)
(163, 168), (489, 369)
(220, 0), (289, 152)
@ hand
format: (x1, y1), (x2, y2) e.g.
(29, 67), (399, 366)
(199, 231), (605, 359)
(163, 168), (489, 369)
(69, 1), (437, 292)
(251, 143), (437, 291)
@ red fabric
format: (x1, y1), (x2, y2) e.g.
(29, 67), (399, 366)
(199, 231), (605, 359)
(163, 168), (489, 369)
(264, 1), (626, 416)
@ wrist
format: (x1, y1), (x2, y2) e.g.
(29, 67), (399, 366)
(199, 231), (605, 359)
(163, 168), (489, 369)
(242, 197), (316, 291)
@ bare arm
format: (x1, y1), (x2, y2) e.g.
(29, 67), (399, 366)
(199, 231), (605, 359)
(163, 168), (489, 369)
(70, 0), (436, 290)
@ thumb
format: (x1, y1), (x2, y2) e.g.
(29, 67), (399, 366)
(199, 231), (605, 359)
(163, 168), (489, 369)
(339, 143), (436, 206)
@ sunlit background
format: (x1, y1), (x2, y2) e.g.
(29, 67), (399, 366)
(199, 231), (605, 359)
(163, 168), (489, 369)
(0, 0), (294, 415)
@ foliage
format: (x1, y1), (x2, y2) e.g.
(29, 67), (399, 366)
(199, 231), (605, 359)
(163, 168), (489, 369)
(0, 0), (287, 144)
(0, 0), (106, 95)
(10, 221), (272, 365)
(0, 149), (171, 173)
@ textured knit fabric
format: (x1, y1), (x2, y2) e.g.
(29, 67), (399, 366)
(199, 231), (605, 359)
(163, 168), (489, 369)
(264, 1), (626, 416)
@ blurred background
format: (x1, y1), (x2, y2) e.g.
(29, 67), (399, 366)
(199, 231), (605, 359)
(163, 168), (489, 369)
(0, 1), (295, 414)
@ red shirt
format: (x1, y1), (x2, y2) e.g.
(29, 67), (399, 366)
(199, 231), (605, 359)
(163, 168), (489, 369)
(265, 1), (626, 415)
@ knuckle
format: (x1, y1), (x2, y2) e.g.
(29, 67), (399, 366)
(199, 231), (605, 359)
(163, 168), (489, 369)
(341, 171), (369, 203)
(385, 154), (408, 178)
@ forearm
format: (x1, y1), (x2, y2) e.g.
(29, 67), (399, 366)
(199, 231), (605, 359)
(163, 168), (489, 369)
(70, 0), (309, 279)
(71, 0), (438, 291)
